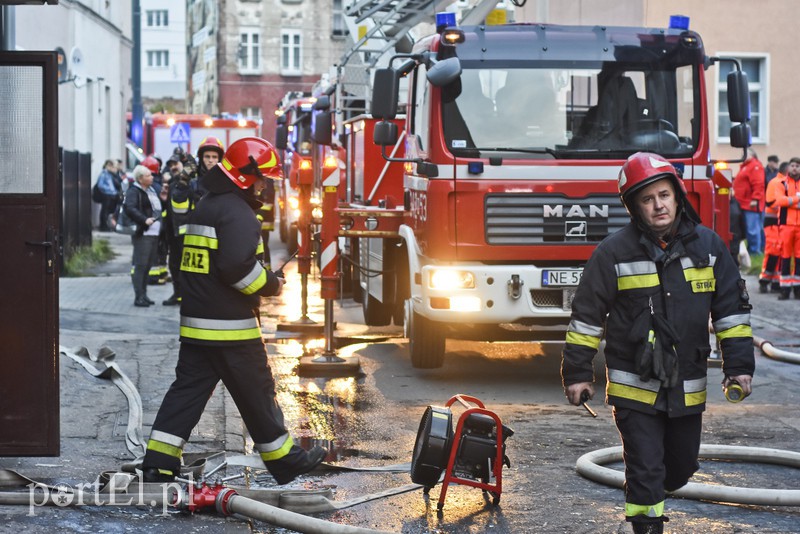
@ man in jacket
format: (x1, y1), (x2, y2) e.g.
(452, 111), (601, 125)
(733, 148), (765, 254)
(142, 137), (326, 485)
(561, 152), (755, 534)
(123, 165), (162, 307)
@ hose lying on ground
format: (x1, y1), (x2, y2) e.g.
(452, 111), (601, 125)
(576, 445), (800, 506)
(753, 334), (800, 365)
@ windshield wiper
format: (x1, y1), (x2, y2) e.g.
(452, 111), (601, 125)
(474, 147), (558, 157)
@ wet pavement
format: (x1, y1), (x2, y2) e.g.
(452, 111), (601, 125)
(1, 229), (800, 533)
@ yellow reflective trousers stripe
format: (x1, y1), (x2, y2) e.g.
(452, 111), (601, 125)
(258, 435), (294, 462)
(147, 439), (183, 459)
(180, 325), (262, 341)
(625, 500), (664, 518)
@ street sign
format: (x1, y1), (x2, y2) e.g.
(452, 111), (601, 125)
(170, 122), (191, 144)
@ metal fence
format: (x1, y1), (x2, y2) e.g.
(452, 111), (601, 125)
(60, 148), (93, 257)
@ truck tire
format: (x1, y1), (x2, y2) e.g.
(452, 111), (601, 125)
(405, 300), (445, 368)
(287, 224), (298, 255)
(362, 292), (392, 326)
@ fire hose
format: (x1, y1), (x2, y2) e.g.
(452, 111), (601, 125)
(753, 334), (800, 365)
(576, 445), (800, 506)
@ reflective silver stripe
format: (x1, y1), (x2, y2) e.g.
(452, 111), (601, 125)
(183, 224), (217, 239)
(232, 263), (264, 291)
(684, 377), (707, 393)
(254, 433), (291, 453)
(568, 319), (604, 338)
(150, 430), (186, 448)
(713, 314), (751, 331)
(607, 369), (661, 392)
(680, 255), (718, 269)
(615, 261), (657, 278)
(180, 316), (259, 330)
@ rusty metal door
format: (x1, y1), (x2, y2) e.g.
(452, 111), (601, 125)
(0, 52), (60, 456)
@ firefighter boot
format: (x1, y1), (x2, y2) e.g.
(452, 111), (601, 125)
(141, 467), (177, 483)
(631, 521), (664, 534)
(267, 445), (327, 485)
(794, 287), (800, 299)
(778, 288), (792, 300)
(758, 280), (769, 294)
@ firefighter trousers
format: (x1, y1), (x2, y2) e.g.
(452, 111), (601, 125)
(613, 407), (702, 522)
(143, 341), (293, 476)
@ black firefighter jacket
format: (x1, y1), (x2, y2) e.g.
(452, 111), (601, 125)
(178, 166), (281, 346)
(562, 218), (755, 417)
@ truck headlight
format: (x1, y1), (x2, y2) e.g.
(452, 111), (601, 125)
(429, 269), (475, 290)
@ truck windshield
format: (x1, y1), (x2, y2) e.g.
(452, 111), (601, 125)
(443, 64), (698, 159)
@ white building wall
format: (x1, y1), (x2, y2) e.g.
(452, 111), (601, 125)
(141, 0), (186, 100)
(14, 0), (132, 180)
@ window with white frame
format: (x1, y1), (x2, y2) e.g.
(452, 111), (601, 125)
(241, 106), (261, 121)
(146, 10), (168, 27)
(717, 54), (768, 143)
(146, 50), (170, 68)
(332, 0), (347, 37)
(239, 29), (261, 74)
(281, 30), (302, 76)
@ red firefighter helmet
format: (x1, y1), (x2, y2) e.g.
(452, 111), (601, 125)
(219, 137), (281, 189)
(618, 152), (685, 211)
(197, 136), (225, 160)
(141, 156), (161, 174)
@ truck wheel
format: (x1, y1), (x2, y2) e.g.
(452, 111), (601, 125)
(287, 224), (298, 255)
(362, 293), (392, 326)
(405, 300), (445, 368)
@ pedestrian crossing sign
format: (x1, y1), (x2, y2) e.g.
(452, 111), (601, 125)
(170, 123), (191, 144)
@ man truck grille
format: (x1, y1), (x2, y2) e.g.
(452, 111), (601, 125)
(485, 194), (627, 245)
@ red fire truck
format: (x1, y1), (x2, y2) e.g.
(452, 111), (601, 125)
(128, 113), (260, 162)
(317, 14), (749, 369)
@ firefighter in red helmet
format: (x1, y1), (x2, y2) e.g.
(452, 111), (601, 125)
(562, 152), (754, 534)
(196, 136), (225, 176)
(142, 137), (324, 485)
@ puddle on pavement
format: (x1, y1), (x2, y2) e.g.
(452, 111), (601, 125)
(264, 338), (378, 465)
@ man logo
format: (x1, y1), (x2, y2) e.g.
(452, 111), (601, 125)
(565, 220), (587, 239)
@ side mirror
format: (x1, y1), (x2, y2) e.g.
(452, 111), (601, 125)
(276, 114), (287, 125)
(727, 70), (750, 124)
(729, 123), (751, 149)
(275, 124), (288, 150)
(373, 120), (398, 147)
(371, 68), (399, 120)
(427, 57), (462, 87)
(312, 110), (333, 146)
(313, 95), (330, 111)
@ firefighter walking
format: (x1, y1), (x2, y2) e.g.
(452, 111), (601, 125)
(561, 153), (754, 534)
(142, 137), (326, 484)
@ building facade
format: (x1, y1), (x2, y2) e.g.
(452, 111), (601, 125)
(140, 0), (186, 110)
(14, 0), (132, 178)
(188, 0), (349, 142)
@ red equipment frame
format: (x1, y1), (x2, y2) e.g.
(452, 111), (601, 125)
(437, 394), (506, 511)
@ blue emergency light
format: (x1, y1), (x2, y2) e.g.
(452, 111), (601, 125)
(436, 12), (456, 33)
(669, 15), (690, 30)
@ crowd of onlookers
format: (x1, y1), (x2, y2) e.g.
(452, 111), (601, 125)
(732, 148), (800, 300)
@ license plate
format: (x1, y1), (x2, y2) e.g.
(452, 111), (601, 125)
(542, 269), (583, 287)
(563, 287), (577, 311)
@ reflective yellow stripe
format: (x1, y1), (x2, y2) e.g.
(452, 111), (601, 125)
(180, 325), (262, 341)
(617, 273), (660, 290)
(607, 382), (658, 405)
(625, 500), (664, 518)
(258, 435), (294, 462)
(716, 324), (753, 340)
(685, 390), (707, 406)
(240, 269), (267, 295)
(147, 439), (183, 459)
(566, 331), (601, 349)
(683, 266), (714, 281)
(184, 234), (219, 249)
(256, 241), (265, 255)
(171, 199), (190, 214)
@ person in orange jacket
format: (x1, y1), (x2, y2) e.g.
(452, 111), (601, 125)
(772, 157), (800, 299)
(733, 148), (765, 254)
(760, 163), (787, 293)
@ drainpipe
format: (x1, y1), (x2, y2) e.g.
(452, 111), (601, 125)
(1, 5), (15, 51)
